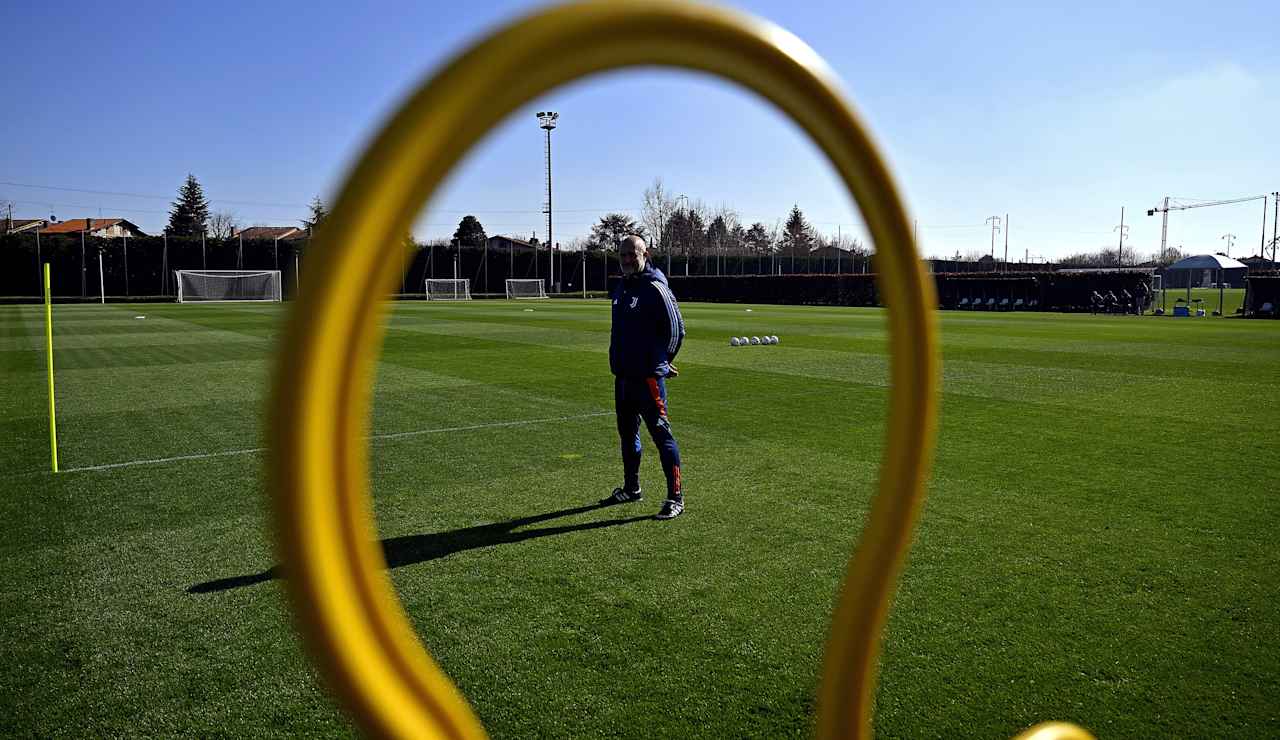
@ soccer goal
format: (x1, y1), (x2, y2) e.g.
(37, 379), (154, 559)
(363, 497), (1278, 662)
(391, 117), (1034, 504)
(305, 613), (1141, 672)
(505, 278), (548, 299)
(425, 278), (472, 300)
(175, 270), (282, 303)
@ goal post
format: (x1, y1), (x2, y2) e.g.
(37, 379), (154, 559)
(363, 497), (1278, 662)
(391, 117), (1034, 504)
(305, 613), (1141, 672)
(175, 270), (282, 303)
(505, 278), (548, 299)
(424, 278), (472, 300)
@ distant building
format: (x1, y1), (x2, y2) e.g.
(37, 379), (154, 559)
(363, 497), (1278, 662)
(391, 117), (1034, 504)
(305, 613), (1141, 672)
(41, 218), (147, 238)
(808, 246), (851, 260)
(233, 226), (304, 241)
(4, 218), (47, 235)
(487, 235), (539, 253)
(1239, 255), (1277, 271)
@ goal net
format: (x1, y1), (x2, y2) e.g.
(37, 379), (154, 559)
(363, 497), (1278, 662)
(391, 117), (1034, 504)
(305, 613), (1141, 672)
(425, 278), (472, 300)
(505, 279), (548, 299)
(176, 270), (282, 302)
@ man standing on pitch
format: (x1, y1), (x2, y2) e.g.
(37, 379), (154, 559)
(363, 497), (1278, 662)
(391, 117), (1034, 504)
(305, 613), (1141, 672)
(600, 235), (686, 520)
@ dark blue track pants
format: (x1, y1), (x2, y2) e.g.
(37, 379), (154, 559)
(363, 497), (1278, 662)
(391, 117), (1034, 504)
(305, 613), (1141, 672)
(614, 375), (682, 499)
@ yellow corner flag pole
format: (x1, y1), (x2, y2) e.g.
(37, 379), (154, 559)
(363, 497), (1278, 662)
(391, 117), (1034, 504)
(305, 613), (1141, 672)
(44, 263), (59, 473)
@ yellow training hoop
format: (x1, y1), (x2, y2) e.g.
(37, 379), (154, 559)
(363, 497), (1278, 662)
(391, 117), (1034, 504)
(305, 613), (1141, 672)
(268, 2), (1087, 738)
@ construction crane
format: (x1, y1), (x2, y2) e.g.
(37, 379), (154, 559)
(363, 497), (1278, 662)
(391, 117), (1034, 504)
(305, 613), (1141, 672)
(1147, 194), (1267, 262)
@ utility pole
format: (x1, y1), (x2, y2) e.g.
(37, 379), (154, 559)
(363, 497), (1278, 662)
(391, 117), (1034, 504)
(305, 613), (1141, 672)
(1273, 192), (1279, 263)
(161, 230), (169, 295)
(676, 194), (688, 275)
(1260, 194), (1269, 260)
(537, 111), (558, 293)
(1003, 213), (1009, 272)
(985, 216), (1001, 262)
(1220, 233), (1236, 257)
(1114, 207), (1129, 266)
(80, 224), (87, 297)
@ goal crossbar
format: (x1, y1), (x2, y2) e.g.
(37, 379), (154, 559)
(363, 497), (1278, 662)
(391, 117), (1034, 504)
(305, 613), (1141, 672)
(176, 270), (282, 303)
(505, 278), (548, 299)
(425, 278), (472, 300)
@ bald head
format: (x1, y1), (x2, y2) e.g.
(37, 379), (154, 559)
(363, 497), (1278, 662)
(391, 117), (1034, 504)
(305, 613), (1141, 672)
(618, 235), (648, 275)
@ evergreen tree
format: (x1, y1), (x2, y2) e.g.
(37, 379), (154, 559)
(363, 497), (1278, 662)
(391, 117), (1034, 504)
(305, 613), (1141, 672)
(781, 205), (813, 256)
(745, 222), (772, 253)
(664, 209), (707, 257)
(452, 215), (487, 247)
(706, 215), (729, 251)
(302, 196), (328, 232)
(587, 213), (644, 250)
(167, 174), (210, 236)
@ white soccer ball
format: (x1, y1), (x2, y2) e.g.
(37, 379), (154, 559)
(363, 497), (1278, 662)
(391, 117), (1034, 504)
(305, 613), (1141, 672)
(739, 336), (750, 345)
(770, 335), (779, 344)
(730, 337), (741, 346)
(750, 336), (761, 345)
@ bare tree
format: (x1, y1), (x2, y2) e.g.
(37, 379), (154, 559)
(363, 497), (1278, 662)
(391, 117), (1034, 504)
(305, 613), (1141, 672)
(832, 232), (867, 256)
(208, 211), (240, 240)
(641, 178), (675, 253)
(711, 204), (743, 254)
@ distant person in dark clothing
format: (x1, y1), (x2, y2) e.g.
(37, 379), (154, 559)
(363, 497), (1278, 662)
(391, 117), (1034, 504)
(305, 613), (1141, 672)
(1120, 289), (1134, 315)
(601, 235), (686, 520)
(1090, 291), (1104, 315)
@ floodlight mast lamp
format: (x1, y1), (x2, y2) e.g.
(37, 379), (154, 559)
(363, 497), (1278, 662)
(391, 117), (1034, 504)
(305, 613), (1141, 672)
(538, 111), (558, 293)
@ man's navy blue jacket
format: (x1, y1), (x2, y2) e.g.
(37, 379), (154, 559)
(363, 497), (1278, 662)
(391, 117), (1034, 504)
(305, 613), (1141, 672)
(609, 263), (685, 379)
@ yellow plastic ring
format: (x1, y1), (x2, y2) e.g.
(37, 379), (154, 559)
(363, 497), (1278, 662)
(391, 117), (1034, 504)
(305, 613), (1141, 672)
(270, 2), (940, 738)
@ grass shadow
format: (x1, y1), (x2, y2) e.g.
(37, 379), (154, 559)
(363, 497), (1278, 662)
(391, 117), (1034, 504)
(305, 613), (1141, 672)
(189, 502), (650, 594)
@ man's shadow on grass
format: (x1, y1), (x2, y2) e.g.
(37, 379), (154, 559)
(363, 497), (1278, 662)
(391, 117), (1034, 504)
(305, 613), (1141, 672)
(188, 502), (649, 594)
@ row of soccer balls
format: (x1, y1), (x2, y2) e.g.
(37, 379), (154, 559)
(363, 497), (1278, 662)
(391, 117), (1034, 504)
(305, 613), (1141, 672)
(729, 335), (780, 346)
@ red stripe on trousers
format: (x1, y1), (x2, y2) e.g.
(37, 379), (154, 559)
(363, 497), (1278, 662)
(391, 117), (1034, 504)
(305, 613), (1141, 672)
(645, 377), (667, 418)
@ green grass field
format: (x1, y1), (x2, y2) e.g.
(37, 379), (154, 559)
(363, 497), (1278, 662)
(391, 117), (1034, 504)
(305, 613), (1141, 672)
(1155, 287), (1245, 316)
(2, 300), (1278, 738)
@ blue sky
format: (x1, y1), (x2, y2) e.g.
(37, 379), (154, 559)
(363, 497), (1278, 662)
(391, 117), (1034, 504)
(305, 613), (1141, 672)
(3, 0), (1276, 260)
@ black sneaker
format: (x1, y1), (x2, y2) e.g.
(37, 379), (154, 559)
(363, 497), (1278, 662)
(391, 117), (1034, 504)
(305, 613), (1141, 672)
(600, 487), (642, 506)
(656, 496), (684, 520)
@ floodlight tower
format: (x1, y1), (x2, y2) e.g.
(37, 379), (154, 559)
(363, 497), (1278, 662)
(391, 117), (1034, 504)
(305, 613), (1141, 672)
(537, 111), (558, 292)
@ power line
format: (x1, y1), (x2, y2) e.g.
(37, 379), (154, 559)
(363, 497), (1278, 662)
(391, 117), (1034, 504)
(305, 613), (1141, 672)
(1, 198), (175, 217)
(1, 179), (637, 215)
(0, 180), (304, 209)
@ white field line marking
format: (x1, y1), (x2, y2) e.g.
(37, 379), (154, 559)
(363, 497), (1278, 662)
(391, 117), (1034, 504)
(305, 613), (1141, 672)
(56, 411), (611, 474)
